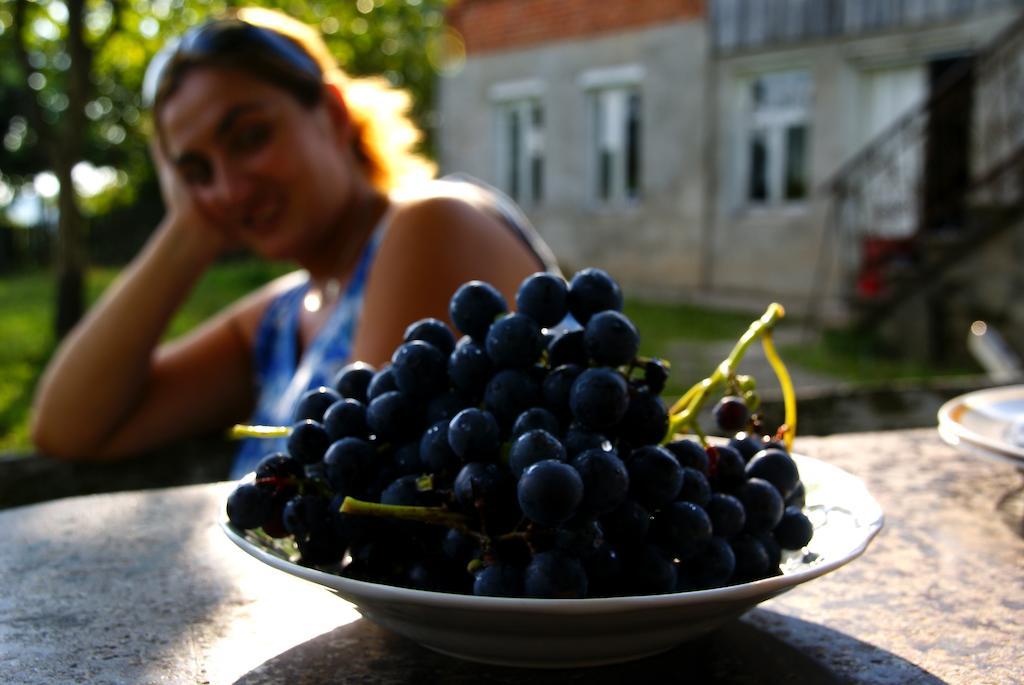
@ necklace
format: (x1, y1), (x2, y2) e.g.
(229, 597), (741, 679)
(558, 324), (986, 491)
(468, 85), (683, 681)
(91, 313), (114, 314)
(302, 277), (342, 313)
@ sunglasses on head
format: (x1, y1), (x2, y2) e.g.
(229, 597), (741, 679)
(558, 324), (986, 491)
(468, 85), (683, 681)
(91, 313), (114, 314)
(142, 18), (322, 107)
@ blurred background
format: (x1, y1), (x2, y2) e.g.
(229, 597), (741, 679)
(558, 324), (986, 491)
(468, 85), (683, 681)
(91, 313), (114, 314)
(1, 0), (1022, 507)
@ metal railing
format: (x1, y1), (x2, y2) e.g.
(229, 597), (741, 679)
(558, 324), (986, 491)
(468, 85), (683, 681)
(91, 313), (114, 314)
(817, 12), (1024, 326)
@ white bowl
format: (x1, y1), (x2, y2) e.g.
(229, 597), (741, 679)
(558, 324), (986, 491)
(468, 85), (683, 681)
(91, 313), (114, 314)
(221, 454), (883, 668)
(937, 384), (1024, 467)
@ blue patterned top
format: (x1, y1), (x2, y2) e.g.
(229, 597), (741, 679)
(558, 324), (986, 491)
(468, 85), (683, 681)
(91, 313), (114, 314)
(230, 177), (560, 479)
(230, 221), (387, 479)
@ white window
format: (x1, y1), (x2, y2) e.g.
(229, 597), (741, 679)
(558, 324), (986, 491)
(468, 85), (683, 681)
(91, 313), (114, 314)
(588, 87), (642, 206)
(494, 99), (545, 206)
(744, 70), (812, 205)
(579, 65), (644, 208)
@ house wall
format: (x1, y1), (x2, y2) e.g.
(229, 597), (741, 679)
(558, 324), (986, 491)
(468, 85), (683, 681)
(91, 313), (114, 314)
(709, 9), (1017, 317)
(438, 4), (1019, 315)
(438, 20), (710, 296)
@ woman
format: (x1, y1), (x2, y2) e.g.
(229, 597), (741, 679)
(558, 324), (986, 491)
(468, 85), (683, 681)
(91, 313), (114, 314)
(31, 8), (558, 476)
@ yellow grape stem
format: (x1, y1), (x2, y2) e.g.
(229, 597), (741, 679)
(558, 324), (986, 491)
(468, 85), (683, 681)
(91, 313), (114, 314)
(663, 303), (787, 443)
(760, 331), (797, 451)
(229, 424), (291, 439)
(340, 496), (470, 530)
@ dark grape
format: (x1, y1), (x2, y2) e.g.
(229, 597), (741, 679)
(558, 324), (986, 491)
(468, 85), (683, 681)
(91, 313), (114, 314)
(643, 359), (669, 395)
(448, 336), (493, 401)
(365, 390), (417, 442)
(366, 366), (397, 401)
(323, 437), (376, 497)
(255, 452), (304, 480)
(508, 429), (565, 478)
(583, 310), (640, 367)
(627, 445), (684, 510)
(541, 363), (583, 422)
(381, 475), (433, 506)
(547, 329), (587, 367)
(511, 407), (561, 439)
(391, 340), (447, 398)
(774, 506), (814, 549)
(450, 280), (508, 341)
(524, 551), (587, 598)
(706, 492), (746, 538)
(424, 390), (471, 426)
(391, 441), (423, 476)
(728, 432), (764, 462)
(294, 386), (343, 423)
(332, 362), (376, 403)
(442, 528), (480, 565)
(676, 466), (712, 508)
(746, 448), (801, 500)
(564, 430), (609, 467)
(682, 537), (736, 590)
(483, 368), (542, 434)
(737, 478), (785, 533)
(448, 408), (501, 461)
(516, 272), (569, 328)
(567, 268), (623, 324)
(711, 444), (747, 491)
(453, 461), (509, 512)
(601, 499), (652, 546)
(570, 448), (629, 517)
(287, 420), (331, 465)
(485, 313), (545, 369)
(569, 367), (630, 431)
(623, 544), (677, 596)
(757, 530), (782, 568)
(652, 501), (713, 560)
(322, 399), (370, 441)
(474, 563), (525, 597)
(730, 534), (773, 582)
(420, 420), (460, 475)
(785, 481), (807, 509)
(404, 317), (456, 356)
(517, 460), (584, 527)
(665, 438), (710, 475)
(618, 391), (669, 446)
(226, 483), (272, 530)
(713, 395), (750, 433)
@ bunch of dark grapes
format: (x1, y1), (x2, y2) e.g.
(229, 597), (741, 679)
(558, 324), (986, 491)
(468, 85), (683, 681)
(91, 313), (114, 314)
(226, 268), (813, 598)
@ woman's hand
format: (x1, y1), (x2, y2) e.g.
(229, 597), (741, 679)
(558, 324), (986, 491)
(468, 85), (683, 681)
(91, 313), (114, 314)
(150, 139), (232, 263)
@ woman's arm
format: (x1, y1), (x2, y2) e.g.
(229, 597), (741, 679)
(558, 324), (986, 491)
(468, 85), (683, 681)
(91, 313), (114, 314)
(350, 194), (547, 366)
(29, 216), (273, 460)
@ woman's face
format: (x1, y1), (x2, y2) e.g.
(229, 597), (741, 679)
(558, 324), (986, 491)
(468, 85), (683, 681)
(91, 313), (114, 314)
(158, 66), (357, 260)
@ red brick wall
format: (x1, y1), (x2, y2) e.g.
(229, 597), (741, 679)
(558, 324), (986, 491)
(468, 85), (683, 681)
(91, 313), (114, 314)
(448, 0), (706, 54)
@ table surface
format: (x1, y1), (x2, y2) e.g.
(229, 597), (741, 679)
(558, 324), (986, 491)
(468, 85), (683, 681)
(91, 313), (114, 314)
(1, 428), (1021, 685)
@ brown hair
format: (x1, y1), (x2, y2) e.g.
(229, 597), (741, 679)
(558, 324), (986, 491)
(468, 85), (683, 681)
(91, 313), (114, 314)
(153, 7), (435, 191)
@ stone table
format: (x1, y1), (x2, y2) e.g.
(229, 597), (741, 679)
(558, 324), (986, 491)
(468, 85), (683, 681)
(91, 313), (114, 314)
(1, 429), (1021, 685)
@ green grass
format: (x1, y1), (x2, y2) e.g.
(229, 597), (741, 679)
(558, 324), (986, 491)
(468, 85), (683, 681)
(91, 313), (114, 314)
(0, 259), (290, 454)
(0, 268), (979, 454)
(779, 328), (981, 384)
(623, 299), (759, 352)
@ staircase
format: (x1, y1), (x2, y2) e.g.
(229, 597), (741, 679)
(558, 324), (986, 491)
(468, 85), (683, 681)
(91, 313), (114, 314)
(823, 13), (1024, 357)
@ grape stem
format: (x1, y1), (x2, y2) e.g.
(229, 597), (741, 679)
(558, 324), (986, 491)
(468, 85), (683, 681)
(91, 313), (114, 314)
(340, 496), (470, 530)
(229, 424), (292, 439)
(663, 303), (796, 449)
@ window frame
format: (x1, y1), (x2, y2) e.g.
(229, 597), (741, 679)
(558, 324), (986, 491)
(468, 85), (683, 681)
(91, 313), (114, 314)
(738, 69), (813, 210)
(489, 79), (546, 208)
(579, 65), (645, 210)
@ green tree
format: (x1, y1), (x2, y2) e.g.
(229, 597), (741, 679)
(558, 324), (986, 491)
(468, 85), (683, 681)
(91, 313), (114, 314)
(0, 0), (450, 338)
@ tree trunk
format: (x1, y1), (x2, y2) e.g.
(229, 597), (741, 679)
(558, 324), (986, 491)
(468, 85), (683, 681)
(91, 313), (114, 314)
(54, 0), (91, 338)
(55, 160), (85, 338)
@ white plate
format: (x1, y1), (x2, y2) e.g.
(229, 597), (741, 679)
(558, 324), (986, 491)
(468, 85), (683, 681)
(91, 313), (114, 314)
(221, 454), (883, 668)
(937, 385), (1024, 467)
